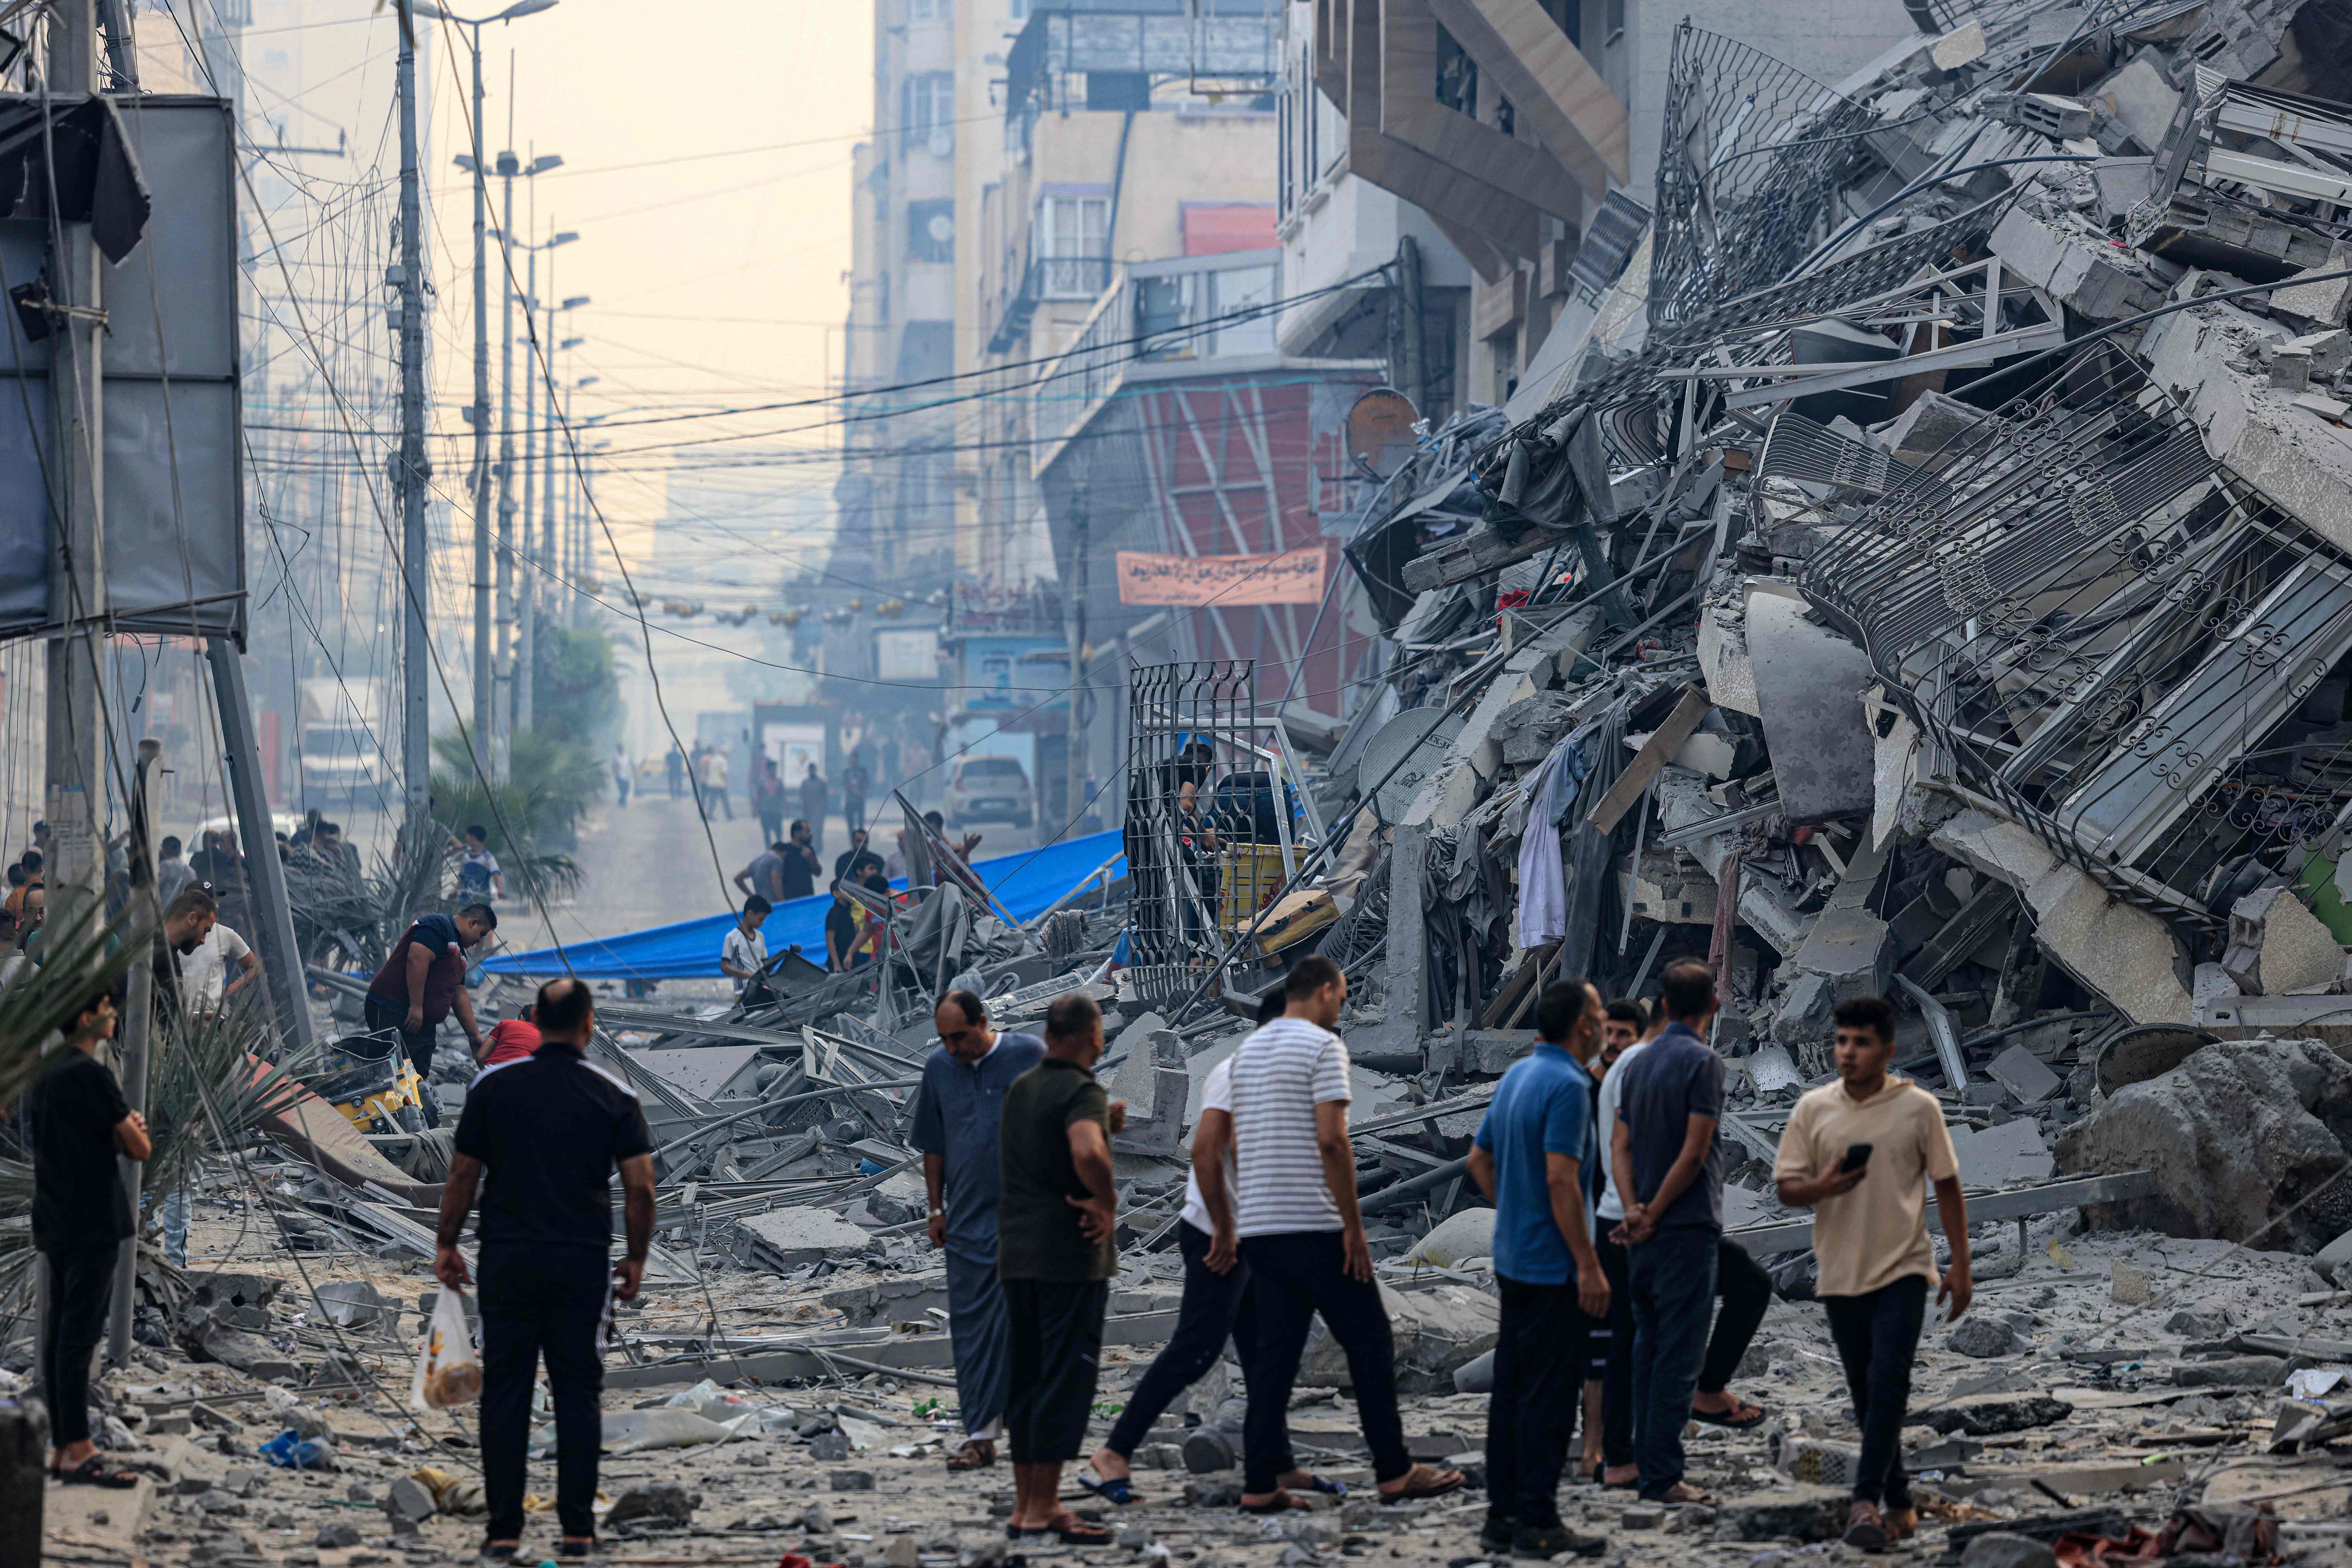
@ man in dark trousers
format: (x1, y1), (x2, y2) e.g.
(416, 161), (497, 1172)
(996, 993), (1121, 1545)
(910, 990), (1045, 1471)
(365, 902), (495, 1125)
(1776, 996), (1972, 1551)
(841, 750), (870, 837)
(1467, 979), (1610, 1560)
(436, 977), (656, 1562)
(28, 987), (149, 1487)
(1610, 958), (1728, 1506)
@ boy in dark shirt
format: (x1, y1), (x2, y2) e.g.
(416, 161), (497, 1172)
(27, 987), (150, 1486)
(996, 994), (1125, 1545)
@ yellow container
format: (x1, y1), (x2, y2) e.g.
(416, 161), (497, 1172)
(1218, 842), (1292, 930)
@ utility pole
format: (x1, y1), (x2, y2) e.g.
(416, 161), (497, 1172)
(1066, 485), (1088, 828)
(208, 639), (315, 1053)
(492, 147), (517, 776)
(549, 292), (586, 632)
(517, 221), (537, 735)
(45, 0), (106, 964)
(396, 0), (431, 826)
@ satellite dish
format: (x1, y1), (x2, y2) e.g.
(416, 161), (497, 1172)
(1346, 387), (1421, 479)
(927, 127), (955, 159)
(1360, 706), (1463, 823)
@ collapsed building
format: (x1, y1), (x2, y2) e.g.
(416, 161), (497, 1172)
(33, 2), (2352, 1564)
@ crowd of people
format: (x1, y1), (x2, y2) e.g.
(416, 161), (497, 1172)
(903, 952), (1973, 1554)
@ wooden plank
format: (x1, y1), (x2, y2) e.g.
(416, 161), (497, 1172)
(1586, 686), (1711, 835)
(1725, 1169), (2160, 1254)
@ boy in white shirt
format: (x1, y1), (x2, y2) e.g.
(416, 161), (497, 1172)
(720, 896), (771, 994)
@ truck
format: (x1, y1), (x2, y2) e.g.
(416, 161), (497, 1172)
(298, 677), (391, 807)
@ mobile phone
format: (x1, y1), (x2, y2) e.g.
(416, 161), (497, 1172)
(1839, 1143), (1874, 1173)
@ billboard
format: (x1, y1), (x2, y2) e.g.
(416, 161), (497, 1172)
(961, 636), (1069, 714)
(875, 625), (940, 683)
(1115, 547), (1327, 606)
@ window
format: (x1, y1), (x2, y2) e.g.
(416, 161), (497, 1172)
(908, 0), (948, 19)
(1036, 194), (1110, 297)
(903, 72), (955, 151)
(907, 198), (955, 263)
(1607, 0), (1625, 42)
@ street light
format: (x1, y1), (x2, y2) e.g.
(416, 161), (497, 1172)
(414, 0), (560, 777)
(509, 216), (577, 731)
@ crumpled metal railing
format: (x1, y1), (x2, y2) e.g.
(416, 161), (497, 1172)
(1649, 24), (1875, 329)
(1802, 343), (2352, 930)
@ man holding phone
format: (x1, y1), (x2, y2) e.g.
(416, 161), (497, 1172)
(1775, 995), (1972, 1552)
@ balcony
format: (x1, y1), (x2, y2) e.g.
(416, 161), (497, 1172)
(987, 252), (1115, 355)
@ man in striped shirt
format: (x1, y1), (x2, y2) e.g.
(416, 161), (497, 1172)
(1209, 955), (1464, 1512)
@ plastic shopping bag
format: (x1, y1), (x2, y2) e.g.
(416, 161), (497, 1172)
(409, 1287), (483, 1409)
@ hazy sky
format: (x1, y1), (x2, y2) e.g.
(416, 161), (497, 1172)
(415, 0), (871, 596)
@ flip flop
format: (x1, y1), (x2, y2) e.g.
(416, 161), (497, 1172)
(1377, 1465), (1466, 1503)
(1013, 1512), (1111, 1544)
(1690, 1398), (1767, 1430)
(56, 1457), (140, 1489)
(946, 1440), (995, 1471)
(1240, 1490), (1309, 1514)
(1074, 1472), (1141, 1506)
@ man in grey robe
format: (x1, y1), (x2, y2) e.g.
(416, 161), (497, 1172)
(910, 989), (1045, 1470)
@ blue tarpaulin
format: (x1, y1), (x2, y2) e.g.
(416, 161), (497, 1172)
(480, 829), (1126, 982)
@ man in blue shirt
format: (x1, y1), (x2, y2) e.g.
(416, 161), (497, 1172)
(1468, 978), (1610, 1560)
(1611, 957), (1728, 1505)
(909, 990), (1045, 1471)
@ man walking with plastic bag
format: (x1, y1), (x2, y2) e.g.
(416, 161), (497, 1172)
(434, 978), (657, 1561)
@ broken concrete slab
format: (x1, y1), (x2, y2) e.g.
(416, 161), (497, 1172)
(1696, 604), (1760, 717)
(2058, 1036), (2352, 1252)
(734, 1208), (879, 1270)
(1987, 1043), (2064, 1106)
(1745, 594), (1874, 824)
(1299, 1282), (1498, 1393)
(1930, 809), (2193, 1025)
(2222, 884), (2344, 996)
(1991, 205), (2165, 322)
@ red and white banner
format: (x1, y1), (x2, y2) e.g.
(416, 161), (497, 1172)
(1114, 547), (1327, 606)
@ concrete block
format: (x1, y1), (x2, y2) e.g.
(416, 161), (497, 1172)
(1930, 21), (1985, 71)
(1407, 1207), (1495, 1268)
(733, 1208), (877, 1269)
(2086, 51), (2178, 153)
(1877, 388), (1989, 471)
(2290, 329), (2352, 380)
(2274, 245), (2352, 328)
(1991, 206), (2162, 322)
(1711, 1486), (1850, 1543)
(1746, 594), (1874, 823)
(1920, 1393), (2073, 1434)
(1986, 1043), (2063, 1106)
(2090, 158), (2156, 223)
(1697, 604), (1760, 717)
(2222, 884), (2342, 996)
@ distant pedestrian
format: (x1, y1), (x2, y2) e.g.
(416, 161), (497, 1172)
(735, 840), (788, 904)
(842, 750), (869, 836)
(156, 835), (195, 908)
(612, 745), (631, 808)
(1469, 979), (1609, 1561)
(1775, 995), (1971, 1551)
(722, 897), (772, 995)
(28, 987), (149, 1488)
(996, 993), (1120, 1546)
(179, 910), (259, 1014)
(754, 756), (786, 844)
(1610, 958), (1729, 1506)
(800, 763), (829, 854)
(665, 746), (683, 799)
(832, 827), (872, 883)
(824, 884), (865, 973)
(908, 990), (1045, 1471)
(1221, 955), (1463, 1510)
(1582, 997), (1646, 1481)
(1086, 988), (1338, 1505)
(458, 825), (505, 900)
(779, 820), (821, 901)
(365, 903), (496, 1126)
(6, 846), (42, 915)
(698, 745), (732, 821)
(437, 977), (656, 1562)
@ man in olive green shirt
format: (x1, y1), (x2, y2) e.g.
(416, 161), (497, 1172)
(997, 993), (1126, 1545)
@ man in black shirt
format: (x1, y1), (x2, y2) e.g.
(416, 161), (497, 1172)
(832, 826), (872, 883)
(27, 987), (149, 1487)
(996, 994), (1123, 1545)
(436, 978), (656, 1560)
(778, 819), (821, 902)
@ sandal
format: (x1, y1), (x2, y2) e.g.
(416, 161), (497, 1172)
(56, 1457), (140, 1489)
(1075, 1472), (1140, 1506)
(1376, 1463), (1466, 1503)
(1012, 1512), (1110, 1544)
(945, 1438), (996, 1471)
(1690, 1397), (1768, 1430)
(1240, 1489), (1309, 1514)
(1297, 1473), (1347, 1499)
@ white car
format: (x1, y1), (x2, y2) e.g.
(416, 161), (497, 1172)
(945, 755), (1035, 829)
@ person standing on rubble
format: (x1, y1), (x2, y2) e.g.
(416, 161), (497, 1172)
(1220, 954), (1465, 1511)
(995, 993), (1123, 1546)
(1610, 957), (1730, 1507)
(779, 820), (821, 903)
(1775, 995), (1972, 1552)
(28, 986), (149, 1488)
(800, 761), (829, 854)
(1467, 978), (1611, 1560)
(1581, 998), (1645, 1483)
(365, 902), (496, 1127)
(436, 977), (656, 1563)
(1084, 988), (1344, 1506)
(910, 989), (1046, 1471)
